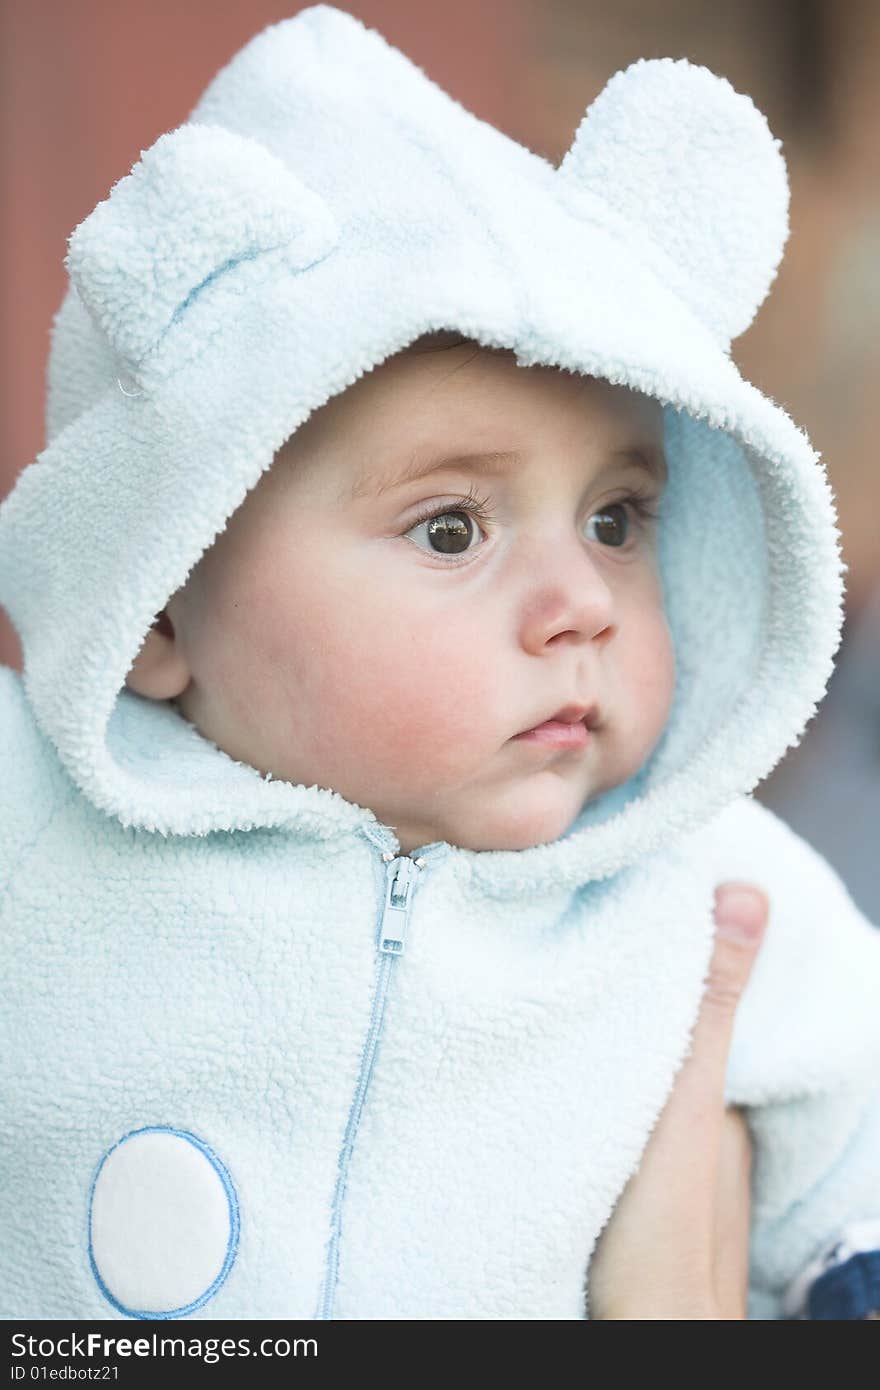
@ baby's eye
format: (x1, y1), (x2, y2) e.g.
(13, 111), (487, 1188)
(584, 503), (630, 548)
(404, 508), (484, 558)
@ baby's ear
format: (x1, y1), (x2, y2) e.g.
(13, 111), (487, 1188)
(125, 610), (191, 701)
(558, 58), (789, 343)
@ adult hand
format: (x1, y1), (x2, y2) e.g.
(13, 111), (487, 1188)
(589, 882), (769, 1319)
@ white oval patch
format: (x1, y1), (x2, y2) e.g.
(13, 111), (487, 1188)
(89, 1127), (239, 1318)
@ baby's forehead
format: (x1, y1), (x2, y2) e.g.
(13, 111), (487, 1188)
(276, 332), (665, 503)
(351, 338), (664, 488)
(384, 333), (663, 437)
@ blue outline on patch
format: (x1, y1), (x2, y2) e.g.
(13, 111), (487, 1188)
(88, 1125), (240, 1319)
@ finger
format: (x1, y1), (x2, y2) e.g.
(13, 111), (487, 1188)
(588, 885), (768, 1319)
(682, 883), (769, 1109)
(713, 1106), (753, 1317)
(631, 884), (768, 1205)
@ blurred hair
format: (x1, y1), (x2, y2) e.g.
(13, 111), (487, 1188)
(401, 330), (483, 357)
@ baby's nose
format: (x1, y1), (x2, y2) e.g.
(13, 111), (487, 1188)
(517, 541), (615, 655)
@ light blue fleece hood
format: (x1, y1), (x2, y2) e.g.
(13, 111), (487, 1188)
(0, 3), (843, 898)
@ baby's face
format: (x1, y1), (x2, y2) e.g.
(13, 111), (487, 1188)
(127, 340), (675, 854)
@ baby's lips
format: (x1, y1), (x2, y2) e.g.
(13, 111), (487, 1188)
(520, 702), (600, 734)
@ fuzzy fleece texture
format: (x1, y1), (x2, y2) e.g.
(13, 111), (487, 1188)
(0, 4), (878, 1320)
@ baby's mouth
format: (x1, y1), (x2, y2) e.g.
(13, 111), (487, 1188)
(512, 703), (599, 749)
(517, 702), (599, 732)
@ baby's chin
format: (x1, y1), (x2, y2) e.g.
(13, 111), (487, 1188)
(395, 780), (594, 855)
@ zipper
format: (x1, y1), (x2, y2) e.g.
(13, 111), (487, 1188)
(314, 846), (432, 1320)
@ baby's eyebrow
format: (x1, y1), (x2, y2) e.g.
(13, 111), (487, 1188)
(349, 450), (522, 501)
(347, 444), (666, 502)
(604, 445), (668, 485)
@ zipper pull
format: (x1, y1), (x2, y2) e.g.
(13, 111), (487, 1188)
(378, 854), (425, 955)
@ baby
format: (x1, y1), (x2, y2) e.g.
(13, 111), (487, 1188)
(1, 5), (879, 1322)
(127, 333), (674, 858)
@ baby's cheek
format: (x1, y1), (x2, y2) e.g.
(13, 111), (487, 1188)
(371, 626), (492, 738)
(332, 617), (499, 779)
(628, 604), (676, 748)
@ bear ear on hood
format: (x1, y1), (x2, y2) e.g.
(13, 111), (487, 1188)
(65, 122), (339, 372)
(558, 57), (790, 345)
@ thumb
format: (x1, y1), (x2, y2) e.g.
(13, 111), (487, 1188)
(656, 881), (768, 1133)
(686, 883), (769, 1097)
(709, 882), (769, 1013)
